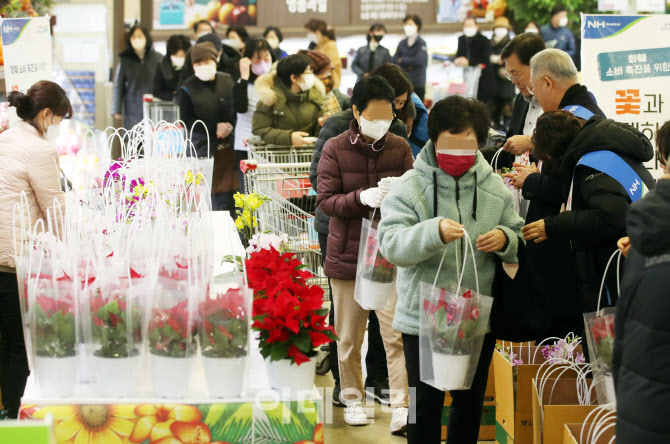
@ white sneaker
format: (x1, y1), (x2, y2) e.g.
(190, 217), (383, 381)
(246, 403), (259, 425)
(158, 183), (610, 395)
(390, 407), (408, 435)
(344, 402), (370, 426)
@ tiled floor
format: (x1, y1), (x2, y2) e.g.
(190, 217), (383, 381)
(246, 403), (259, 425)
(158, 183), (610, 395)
(315, 373), (494, 444)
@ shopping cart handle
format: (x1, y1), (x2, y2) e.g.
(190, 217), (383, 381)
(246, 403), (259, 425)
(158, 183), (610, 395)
(241, 159), (257, 174)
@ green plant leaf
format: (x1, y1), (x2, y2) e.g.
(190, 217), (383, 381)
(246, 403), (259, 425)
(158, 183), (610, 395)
(292, 332), (312, 354)
(270, 342), (290, 361)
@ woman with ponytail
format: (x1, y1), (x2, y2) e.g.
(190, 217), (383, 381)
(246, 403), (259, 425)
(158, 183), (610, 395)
(0, 80), (72, 419)
(304, 19), (342, 89)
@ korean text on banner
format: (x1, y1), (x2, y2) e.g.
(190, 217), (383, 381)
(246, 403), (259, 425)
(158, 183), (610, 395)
(0, 16), (54, 126)
(581, 14), (668, 175)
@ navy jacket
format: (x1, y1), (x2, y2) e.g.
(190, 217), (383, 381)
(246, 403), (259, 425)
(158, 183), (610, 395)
(540, 24), (576, 58)
(352, 44), (393, 79)
(393, 37), (428, 89)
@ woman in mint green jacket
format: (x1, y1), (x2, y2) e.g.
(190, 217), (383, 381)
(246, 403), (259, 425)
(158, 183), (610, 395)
(378, 96), (524, 444)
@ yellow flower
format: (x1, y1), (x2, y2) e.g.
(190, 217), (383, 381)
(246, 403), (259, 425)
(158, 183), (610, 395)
(241, 208), (253, 227)
(252, 216), (258, 228)
(184, 171), (194, 185)
(246, 195), (262, 211)
(235, 217), (245, 231)
(33, 404), (136, 444)
(194, 172), (204, 186)
(129, 404), (202, 443)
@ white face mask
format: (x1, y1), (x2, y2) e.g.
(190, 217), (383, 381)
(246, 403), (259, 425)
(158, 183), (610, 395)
(403, 25), (418, 38)
(307, 32), (318, 44)
(298, 73), (315, 91)
(558, 17), (569, 27)
(266, 36), (279, 49)
(194, 64), (217, 82)
(171, 56), (185, 69)
(358, 115), (392, 142)
(494, 28), (508, 38)
(463, 27), (477, 38)
(130, 36), (146, 51)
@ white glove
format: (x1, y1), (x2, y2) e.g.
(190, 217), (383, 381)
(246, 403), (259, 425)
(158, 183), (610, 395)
(378, 176), (400, 194)
(360, 187), (384, 208)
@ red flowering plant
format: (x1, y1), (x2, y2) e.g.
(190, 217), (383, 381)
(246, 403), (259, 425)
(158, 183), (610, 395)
(33, 278), (77, 358)
(89, 282), (143, 359)
(246, 247), (338, 366)
(585, 310), (616, 371)
(362, 235), (396, 283)
(148, 298), (198, 358)
(199, 287), (249, 359)
(424, 288), (480, 356)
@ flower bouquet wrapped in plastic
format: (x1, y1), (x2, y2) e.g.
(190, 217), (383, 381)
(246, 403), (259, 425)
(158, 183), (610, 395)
(354, 211), (396, 310)
(419, 231), (493, 391)
(584, 250), (621, 405)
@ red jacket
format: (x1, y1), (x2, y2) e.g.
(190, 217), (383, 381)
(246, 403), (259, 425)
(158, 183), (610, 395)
(316, 120), (414, 280)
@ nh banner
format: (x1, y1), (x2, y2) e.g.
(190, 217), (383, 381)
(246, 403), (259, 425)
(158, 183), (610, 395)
(581, 14), (669, 174)
(0, 16), (53, 125)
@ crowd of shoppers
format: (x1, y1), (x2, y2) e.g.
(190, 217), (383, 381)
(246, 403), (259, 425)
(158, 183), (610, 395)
(2, 9), (660, 441)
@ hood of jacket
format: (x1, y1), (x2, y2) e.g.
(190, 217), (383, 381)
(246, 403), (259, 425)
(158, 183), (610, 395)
(414, 141), (497, 220)
(255, 72), (326, 108)
(559, 116), (655, 183)
(627, 179), (670, 256)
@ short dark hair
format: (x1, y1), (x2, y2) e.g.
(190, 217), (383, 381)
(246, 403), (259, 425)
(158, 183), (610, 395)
(126, 23), (152, 52)
(264, 26), (283, 43)
(403, 14), (422, 31)
(368, 63), (413, 99)
(501, 33), (546, 65)
(196, 33), (223, 53)
(351, 76), (396, 112)
(551, 5), (567, 16)
(192, 19), (213, 34)
(427, 96), (490, 147)
(166, 34), (191, 57)
(367, 23), (387, 42)
(463, 17), (477, 27)
(397, 99), (416, 123)
(657, 120), (670, 166)
(532, 110), (583, 162)
(243, 37), (274, 60)
(8, 80), (73, 123)
(277, 54), (312, 87)
(226, 26), (248, 42)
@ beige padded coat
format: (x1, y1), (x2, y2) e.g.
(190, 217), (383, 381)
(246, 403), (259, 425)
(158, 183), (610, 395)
(0, 121), (65, 269)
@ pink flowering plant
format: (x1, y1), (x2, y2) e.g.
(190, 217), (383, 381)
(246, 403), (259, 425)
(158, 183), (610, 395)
(541, 334), (585, 364)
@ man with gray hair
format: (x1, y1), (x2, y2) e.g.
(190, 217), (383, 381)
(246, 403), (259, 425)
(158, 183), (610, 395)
(527, 48), (603, 116)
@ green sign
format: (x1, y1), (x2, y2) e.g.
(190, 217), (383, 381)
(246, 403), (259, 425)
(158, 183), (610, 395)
(0, 421), (54, 444)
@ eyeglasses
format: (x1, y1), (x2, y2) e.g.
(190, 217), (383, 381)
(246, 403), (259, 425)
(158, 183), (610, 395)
(526, 78), (542, 94)
(504, 67), (529, 82)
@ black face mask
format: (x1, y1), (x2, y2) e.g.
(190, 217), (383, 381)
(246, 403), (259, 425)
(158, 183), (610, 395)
(372, 35), (384, 43)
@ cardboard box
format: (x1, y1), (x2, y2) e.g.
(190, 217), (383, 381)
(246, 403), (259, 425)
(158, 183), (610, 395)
(494, 345), (584, 444)
(531, 379), (598, 444)
(441, 360), (496, 441)
(563, 423), (616, 444)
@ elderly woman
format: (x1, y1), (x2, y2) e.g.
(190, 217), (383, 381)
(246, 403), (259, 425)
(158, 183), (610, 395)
(317, 75), (413, 433)
(0, 81), (72, 418)
(523, 110), (655, 312)
(378, 96), (524, 444)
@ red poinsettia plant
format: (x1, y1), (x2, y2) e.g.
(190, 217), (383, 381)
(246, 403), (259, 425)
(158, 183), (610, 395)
(424, 289), (480, 355)
(246, 247), (338, 366)
(590, 312), (615, 370)
(362, 236), (396, 283)
(199, 287), (249, 359)
(148, 299), (197, 358)
(33, 280), (76, 358)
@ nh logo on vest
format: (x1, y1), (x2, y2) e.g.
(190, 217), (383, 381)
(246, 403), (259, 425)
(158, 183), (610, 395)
(630, 179), (641, 194)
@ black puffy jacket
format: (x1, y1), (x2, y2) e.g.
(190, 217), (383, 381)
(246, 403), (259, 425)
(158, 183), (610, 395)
(310, 109), (408, 234)
(613, 179), (670, 444)
(544, 117), (655, 312)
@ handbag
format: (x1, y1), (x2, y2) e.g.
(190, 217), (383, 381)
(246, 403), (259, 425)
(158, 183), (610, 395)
(490, 241), (550, 342)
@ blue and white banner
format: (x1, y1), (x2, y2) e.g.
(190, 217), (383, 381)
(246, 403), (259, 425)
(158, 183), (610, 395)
(581, 14), (670, 175)
(0, 17), (53, 125)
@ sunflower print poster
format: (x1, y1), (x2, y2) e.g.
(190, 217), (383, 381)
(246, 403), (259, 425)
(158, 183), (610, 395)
(19, 401), (323, 444)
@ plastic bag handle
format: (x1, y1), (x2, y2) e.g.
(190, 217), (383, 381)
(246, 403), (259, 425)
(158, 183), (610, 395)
(431, 228), (480, 299)
(491, 147), (505, 173)
(597, 249), (622, 312)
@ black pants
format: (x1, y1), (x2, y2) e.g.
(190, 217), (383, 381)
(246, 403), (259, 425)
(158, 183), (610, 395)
(414, 87), (426, 103)
(318, 233), (389, 383)
(211, 191), (236, 221)
(0, 271), (29, 417)
(234, 150), (249, 194)
(403, 332), (496, 444)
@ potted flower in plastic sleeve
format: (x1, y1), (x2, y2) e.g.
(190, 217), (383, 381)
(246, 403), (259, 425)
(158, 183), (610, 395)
(88, 277), (143, 397)
(29, 275), (79, 397)
(199, 285), (250, 398)
(354, 228), (397, 310)
(246, 247), (338, 397)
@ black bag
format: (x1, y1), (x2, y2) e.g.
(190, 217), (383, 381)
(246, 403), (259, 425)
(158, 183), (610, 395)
(490, 241), (551, 342)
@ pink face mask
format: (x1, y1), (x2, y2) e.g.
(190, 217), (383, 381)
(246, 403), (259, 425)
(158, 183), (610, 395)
(436, 149), (477, 177)
(251, 61), (272, 77)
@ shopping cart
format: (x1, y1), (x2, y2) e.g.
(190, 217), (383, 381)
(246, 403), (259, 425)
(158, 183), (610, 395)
(142, 95), (180, 123)
(241, 157), (327, 297)
(246, 135), (316, 165)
